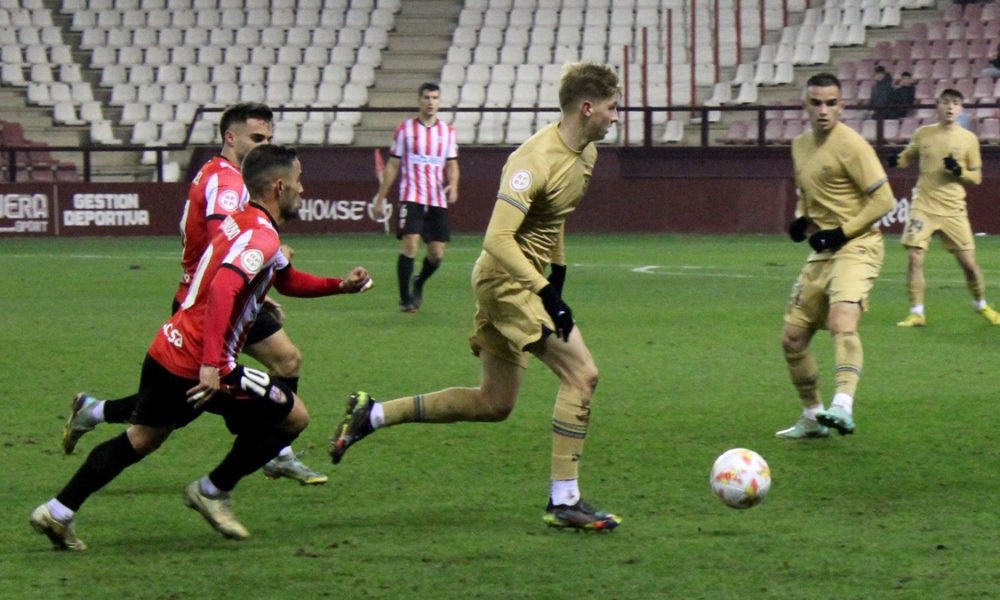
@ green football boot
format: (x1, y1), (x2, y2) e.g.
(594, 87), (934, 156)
(816, 405), (855, 435)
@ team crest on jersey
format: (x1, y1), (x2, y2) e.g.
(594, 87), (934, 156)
(240, 249), (264, 273)
(218, 189), (240, 212)
(510, 170), (532, 191)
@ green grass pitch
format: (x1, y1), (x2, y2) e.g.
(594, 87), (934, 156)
(2, 233), (998, 599)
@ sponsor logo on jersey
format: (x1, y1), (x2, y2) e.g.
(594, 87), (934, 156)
(218, 189), (240, 212)
(510, 170), (532, 192)
(222, 215), (240, 240)
(162, 323), (183, 348)
(240, 249), (264, 273)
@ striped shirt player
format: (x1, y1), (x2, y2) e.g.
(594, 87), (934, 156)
(374, 82), (461, 312)
(33, 144), (373, 550)
(175, 155), (249, 307)
(390, 116), (458, 208)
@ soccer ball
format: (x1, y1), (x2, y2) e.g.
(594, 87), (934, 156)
(709, 448), (771, 509)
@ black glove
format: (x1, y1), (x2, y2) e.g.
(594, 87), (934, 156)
(808, 227), (848, 253)
(788, 217), (809, 243)
(888, 153), (899, 168)
(538, 284), (574, 342)
(547, 264), (567, 296)
(943, 154), (961, 176)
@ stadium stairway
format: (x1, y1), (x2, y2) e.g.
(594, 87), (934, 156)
(713, 0), (950, 146)
(353, 0), (462, 147)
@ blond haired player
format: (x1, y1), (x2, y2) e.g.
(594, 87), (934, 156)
(889, 89), (998, 327)
(330, 63), (622, 530)
(777, 73), (895, 439)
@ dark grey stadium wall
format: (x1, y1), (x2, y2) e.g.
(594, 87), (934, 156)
(3, 147), (999, 238)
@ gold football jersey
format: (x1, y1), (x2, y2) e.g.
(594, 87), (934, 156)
(897, 123), (982, 215)
(476, 123), (597, 289)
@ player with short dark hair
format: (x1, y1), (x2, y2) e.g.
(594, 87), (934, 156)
(777, 73), (895, 439)
(332, 63), (622, 531)
(890, 89), (996, 327)
(31, 144), (372, 550)
(373, 82), (460, 312)
(63, 103), (328, 485)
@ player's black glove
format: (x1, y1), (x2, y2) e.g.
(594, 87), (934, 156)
(538, 284), (574, 342)
(547, 263), (567, 296)
(944, 154), (962, 176)
(788, 217), (809, 243)
(887, 153), (899, 168)
(808, 227), (848, 253)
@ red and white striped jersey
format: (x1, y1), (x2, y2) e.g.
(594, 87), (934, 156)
(389, 117), (458, 208)
(150, 203), (287, 380)
(174, 156), (249, 304)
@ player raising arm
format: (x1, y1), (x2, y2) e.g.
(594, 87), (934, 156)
(64, 103), (328, 485)
(32, 145), (371, 550)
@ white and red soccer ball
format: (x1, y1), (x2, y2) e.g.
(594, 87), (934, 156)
(710, 448), (771, 509)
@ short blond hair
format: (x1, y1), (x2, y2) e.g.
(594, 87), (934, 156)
(558, 63), (620, 110)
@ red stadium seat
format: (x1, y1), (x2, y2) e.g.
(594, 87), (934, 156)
(981, 118), (1000, 144)
(891, 40), (911, 61)
(969, 39), (989, 59)
(872, 42), (891, 61)
(764, 119), (783, 144)
(965, 21), (984, 41)
(910, 22), (928, 41)
(931, 59), (951, 80)
(929, 40), (948, 60)
(895, 117), (920, 143)
(721, 120), (748, 144)
(915, 79), (935, 100)
(942, 3), (962, 20)
(982, 4), (1000, 21)
(837, 61), (857, 81)
(974, 78), (996, 98)
(857, 79), (874, 102)
(951, 59), (972, 79)
(948, 41), (968, 60)
(926, 21), (946, 41)
(946, 22), (965, 42)
(963, 3), (982, 21)
(955, 78), (975, 99)
(910, 41), (930, 61)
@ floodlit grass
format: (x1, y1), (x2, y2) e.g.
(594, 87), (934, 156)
(2, 234), (999, 599)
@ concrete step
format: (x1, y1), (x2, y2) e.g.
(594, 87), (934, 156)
(380, 55), (448, 73)
(387, 35), (452, 53)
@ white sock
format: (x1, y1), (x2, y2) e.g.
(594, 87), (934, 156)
(832, 393), (854, 414)
(47, 498), (74, 523)
(802, 404), (824, 420)
(199, 476), (224, 498)
(370, 402), (385, 429)
(974, 299), (988, 311)
(910, 304), (925, 316)
(277, 446), (294, 459)
(550, 479), (580, 506)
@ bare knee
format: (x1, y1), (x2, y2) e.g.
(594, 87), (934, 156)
(126, 426), (169, 456)
(781, 331), (809, 354)
(280, 397), (309, 434)
(475, 388), (516, 422)
(269, 346), (302, 378)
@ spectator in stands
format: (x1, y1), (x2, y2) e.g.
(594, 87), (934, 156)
(886, 71), (916, 119)
(981, 46), (1000, 79)
(868, 65), (894, 119)
(373, 82), (460, 313)
(778, 72), (895, 440)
